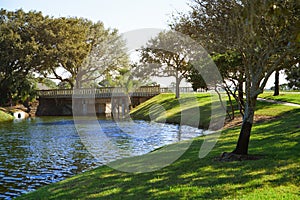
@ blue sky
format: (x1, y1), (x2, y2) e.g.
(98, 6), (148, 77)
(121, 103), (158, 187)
(1, 0), (191, 32)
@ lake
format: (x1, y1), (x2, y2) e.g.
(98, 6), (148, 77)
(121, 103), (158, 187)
(0, 116), (203, 199)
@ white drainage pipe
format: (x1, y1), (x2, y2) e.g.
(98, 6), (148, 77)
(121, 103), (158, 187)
(13, 111), (26, 119)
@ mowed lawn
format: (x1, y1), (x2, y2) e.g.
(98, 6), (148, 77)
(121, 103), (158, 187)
(17, 93), (300, 199)
(259, 91), (300, 105)
(130, 93), (215, 129)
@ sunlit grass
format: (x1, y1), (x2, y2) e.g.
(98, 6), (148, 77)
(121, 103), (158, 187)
(0, 109), (14, 122)
(17, 94), (300, 200)
(130, 93), (214, 129)
(259, 91), (300, 105)
(255, 101), (297, 116)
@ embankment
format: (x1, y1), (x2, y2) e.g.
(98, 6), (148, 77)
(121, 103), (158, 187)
(16, 94), (300, 199)
(0, 109), (14, 122)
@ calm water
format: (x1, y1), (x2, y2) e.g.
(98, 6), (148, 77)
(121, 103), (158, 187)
(0, 117), (203, 199)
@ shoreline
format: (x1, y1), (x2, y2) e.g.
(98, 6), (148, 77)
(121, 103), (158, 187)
(5, 93), (300, 199)
(16, 101), (300, 199)
(0, 108), (14, 122)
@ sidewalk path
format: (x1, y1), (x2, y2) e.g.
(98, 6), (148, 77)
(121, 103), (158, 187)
(257, 98), (300, 108)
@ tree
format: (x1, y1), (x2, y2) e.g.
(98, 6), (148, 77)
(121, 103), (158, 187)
(184, 67), (207, 91)
(37, 78), (58, 89)
(139, 31), (197, 99)
(0, 9), (47, 105)
(40, 17), (91, 88)
(76, 25), (129, 88)
(41, 17), (129, 89)
(273, 70), (280, 96)
(174, 0), (300, 155)
(182, 50), (245, 119)
(285, 64), (300, 90)
(213, 51), (245, 119)
(0, 9), (129, 106)
(98, 63), (153, 90)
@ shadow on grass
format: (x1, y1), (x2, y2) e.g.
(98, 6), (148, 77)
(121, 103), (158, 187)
(165, 102), (212, 129)
(18, 108), (300, 199)
(130, 94), (213, 129)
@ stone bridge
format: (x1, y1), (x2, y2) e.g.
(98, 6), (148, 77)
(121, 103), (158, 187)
(36, 86), (160, 117)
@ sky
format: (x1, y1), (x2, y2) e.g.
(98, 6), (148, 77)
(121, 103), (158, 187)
(0, 0), (190, 32)
(0, 0), (285, 88)
(1, 0), (193, 87)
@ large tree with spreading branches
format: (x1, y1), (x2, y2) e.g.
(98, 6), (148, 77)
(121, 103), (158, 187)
(0, 9), (48, 105)
(0, 9), (129, 106)
(174, 0), (300, 155)
(139, 31), (199, 99)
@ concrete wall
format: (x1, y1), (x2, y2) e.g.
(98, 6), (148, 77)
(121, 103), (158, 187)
(36, 98), (73, 116)
(36, 96), (152, 116)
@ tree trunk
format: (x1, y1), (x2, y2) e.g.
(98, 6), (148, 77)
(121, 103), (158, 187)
(238, 81), (244, 109)
(75, 79), (81, 89)
(232, 97), (257, 155)
(273, 70), (280, 96)
(175, 76), (180, 99)
(68, 80), (75, 89)
(237, 80), (245, 116)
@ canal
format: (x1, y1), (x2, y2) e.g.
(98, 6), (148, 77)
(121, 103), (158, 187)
(0, 117), (203, 199)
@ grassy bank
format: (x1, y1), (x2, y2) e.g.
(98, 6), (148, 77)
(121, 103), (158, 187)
(18, 94), (300, 199)
(130, 93), (214, 129)
(259, 91), (300, 105)
(0, 109), (14, 122)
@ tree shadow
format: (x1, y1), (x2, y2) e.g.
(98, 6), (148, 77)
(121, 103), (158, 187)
(19, 107), (300, 199)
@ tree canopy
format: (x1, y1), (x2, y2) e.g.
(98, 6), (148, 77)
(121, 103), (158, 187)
(285, 64), (300, 90)
(40, 17), (129, 89)
(173, 0), (300, 155)
(139, 30), (210, 99)
(0, 9), (46, 105)
(0, 9), (129, 105)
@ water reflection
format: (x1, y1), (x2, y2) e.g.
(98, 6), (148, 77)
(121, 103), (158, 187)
(0, 117), (203, 199)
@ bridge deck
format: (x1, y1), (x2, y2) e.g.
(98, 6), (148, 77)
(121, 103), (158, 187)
(37, 86), (161, 98)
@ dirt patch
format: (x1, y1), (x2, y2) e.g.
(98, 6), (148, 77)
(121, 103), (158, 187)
(223, 115), (277, 129)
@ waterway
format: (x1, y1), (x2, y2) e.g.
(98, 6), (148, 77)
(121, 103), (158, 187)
(0, 116), (203, 199)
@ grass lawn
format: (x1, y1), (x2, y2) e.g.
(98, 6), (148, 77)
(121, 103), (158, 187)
(259, 91), (300, 105)
(0, 109), (14, 122)
(17, 93), (300, 199)
(130, 93), (214, 129)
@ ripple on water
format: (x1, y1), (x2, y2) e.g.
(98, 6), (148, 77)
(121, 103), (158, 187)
(0, 117), (203, 199)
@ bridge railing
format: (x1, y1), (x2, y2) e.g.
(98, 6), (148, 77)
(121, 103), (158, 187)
(160, 87), (207, 93)
(130, 86), (161, 97)
(37, 86), (161, 98)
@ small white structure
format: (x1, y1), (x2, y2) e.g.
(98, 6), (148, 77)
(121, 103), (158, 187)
(13, 110), (27, 119)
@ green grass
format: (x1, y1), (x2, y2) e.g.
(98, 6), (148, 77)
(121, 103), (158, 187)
(131, 93), (298, 123)
(0, 109), (14, 122)
(17, 93), (300, 199)
(131, 93), (217, 129)
(259, 91), (300, 105)
(255, 100), (298, 116)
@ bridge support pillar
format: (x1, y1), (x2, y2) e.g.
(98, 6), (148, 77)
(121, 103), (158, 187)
(82, 100), (87, 115)
(111, 96), (130, 119)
